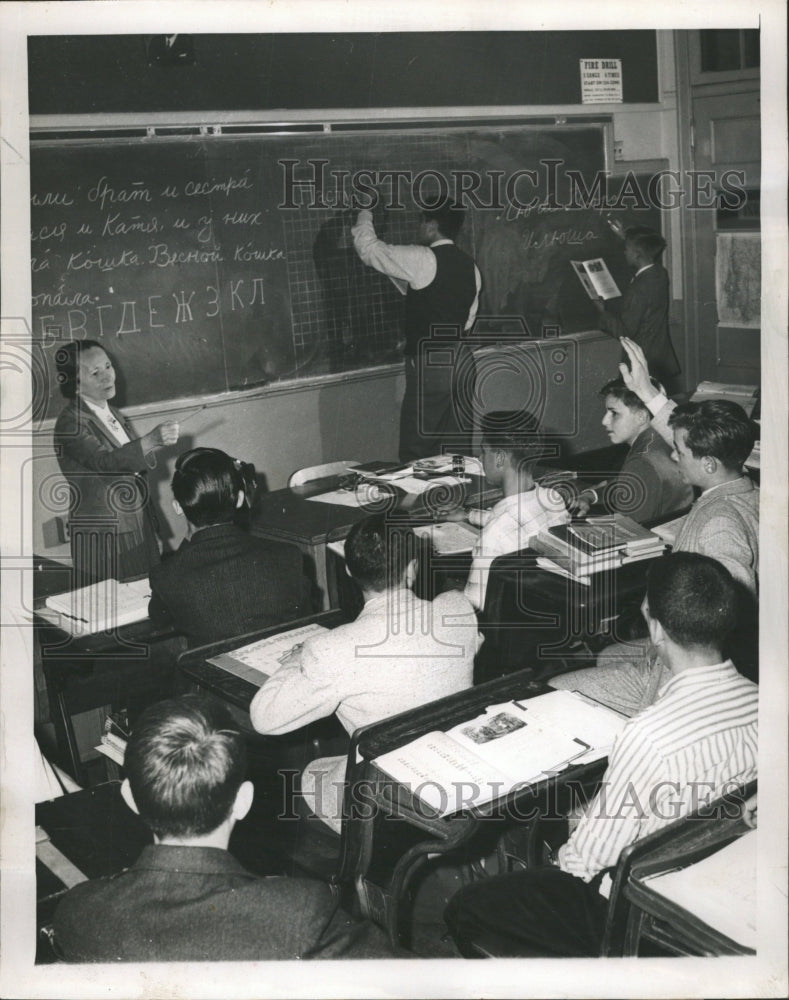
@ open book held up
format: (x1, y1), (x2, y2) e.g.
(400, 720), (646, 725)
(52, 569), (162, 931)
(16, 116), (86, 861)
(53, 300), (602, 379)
(571, 258), (621, 301)
(373, 689), (626, 816)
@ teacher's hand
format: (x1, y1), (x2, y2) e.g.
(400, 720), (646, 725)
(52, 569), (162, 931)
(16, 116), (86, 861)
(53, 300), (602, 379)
(143, 421), (180, 451)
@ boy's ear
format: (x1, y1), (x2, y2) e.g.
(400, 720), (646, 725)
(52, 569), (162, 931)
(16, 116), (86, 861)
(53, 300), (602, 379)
(232, 780), (254, 822)
(120, 778), (140, 816)
(172, 498), (184, 517)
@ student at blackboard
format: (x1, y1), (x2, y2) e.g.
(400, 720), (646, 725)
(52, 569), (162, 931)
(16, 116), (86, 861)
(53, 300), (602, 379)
(462, 410), (569, 611)
(53, 340), (179, 587)
(568, 376), (693, 523)
(148, 448), (312, 647)
(352, 201), (481, 462)
(593, 222), (681, 387)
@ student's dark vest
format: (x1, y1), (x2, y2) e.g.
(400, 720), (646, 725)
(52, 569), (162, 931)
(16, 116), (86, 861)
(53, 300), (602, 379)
(403, 243), (477, 356)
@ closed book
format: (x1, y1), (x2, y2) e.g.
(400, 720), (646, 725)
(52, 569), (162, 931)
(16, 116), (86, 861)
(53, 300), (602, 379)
(532, 531), (664, 576)
(544, 514), (659, 556)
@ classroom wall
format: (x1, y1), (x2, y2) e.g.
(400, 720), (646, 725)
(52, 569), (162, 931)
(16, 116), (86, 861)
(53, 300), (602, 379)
(34, 332), (627, 557)
(30, 30), (689, 560)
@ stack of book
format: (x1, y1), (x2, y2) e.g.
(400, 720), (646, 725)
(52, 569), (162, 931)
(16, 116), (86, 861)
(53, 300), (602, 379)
(531, 513), (666, 583)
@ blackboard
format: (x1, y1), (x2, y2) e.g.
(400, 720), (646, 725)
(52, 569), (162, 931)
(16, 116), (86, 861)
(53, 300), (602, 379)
(31, 126), (661, 418)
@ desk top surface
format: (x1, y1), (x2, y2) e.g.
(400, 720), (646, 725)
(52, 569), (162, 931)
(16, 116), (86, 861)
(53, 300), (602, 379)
(250, 470), (497, 545)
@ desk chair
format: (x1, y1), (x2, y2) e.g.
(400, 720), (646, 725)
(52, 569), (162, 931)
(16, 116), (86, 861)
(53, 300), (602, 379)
(288, 460), (360, 488)
(460, 780), (757, 958)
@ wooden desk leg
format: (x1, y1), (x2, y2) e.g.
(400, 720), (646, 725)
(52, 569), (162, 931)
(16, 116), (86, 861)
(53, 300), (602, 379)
(53, 687), (86, 787)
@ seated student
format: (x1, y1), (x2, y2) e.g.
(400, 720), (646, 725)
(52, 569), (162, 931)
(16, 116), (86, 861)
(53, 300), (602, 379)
(250, 513), (481, 833)
(53, 695), (394, 961)
(149, 448), (312, 647)
(571, 376), (692, 523)
(462, 410), (569, 610)
(551, 338), (759, 714)
(445, 553), (758, 958)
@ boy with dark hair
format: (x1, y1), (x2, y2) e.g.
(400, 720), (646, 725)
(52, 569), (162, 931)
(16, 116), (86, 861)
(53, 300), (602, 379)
(551, 338), (759, 713)
(352, 199), (481, 461)
(445, 553), (758, 958)
(148, 448), (311, 647)
(53, 696), (393, 962)
(463, 410), (568, 609)
(593, 222), (681, 385)
(572, 376), (692, 523)
(251, 513), (480, 832)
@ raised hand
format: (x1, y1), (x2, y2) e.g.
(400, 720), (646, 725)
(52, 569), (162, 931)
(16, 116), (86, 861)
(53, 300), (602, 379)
(619, 337), (659, 403)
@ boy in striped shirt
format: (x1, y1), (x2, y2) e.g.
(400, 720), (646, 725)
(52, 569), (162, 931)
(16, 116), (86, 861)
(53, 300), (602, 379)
(445, 552), (757, 957)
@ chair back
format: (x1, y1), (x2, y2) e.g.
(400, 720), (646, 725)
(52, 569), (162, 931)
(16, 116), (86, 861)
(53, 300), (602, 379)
(601, 778), (757, 956)
(288, 460), (360, 488)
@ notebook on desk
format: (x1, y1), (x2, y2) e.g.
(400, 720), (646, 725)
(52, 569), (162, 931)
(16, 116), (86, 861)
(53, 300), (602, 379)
(43, 578), (150, 636)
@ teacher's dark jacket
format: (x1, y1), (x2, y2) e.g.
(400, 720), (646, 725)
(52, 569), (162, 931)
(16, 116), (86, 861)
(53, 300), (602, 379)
(53, 398), (160, 583)
(148, 522), (313, 647)
(53, 844), (396, 962)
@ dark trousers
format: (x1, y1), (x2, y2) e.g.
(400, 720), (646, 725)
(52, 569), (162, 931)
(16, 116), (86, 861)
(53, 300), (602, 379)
(399, 343), (476, 463)
(444, 866), (609, 958)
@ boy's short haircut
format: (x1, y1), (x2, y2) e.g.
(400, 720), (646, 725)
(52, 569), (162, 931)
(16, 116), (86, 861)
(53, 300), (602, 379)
(124, 695), (247, 840)
(171, 447), (257, 528)
(600, 376), (663, 415)
(344, 514), (418, 592)
(646, 552), (737, 650)
(480, 409), (545, 471)
(668, 399), (756, 471)
(624, 226), (667, 261)
(422, 201), (466, 241)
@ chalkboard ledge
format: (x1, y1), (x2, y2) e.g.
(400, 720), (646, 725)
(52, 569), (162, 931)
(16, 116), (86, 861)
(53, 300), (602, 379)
(37, 361), (406, 428)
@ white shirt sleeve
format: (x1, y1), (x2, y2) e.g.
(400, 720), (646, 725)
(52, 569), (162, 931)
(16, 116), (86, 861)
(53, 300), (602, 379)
(351, 209), (437, 291)
(248, 642), (341, 735)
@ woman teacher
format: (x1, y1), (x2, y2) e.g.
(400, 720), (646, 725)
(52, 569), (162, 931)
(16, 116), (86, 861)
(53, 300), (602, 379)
(53, 339), (180, 586)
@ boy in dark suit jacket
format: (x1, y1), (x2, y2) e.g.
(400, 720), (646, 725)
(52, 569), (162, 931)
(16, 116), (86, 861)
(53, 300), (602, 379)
(148, 448), (312, 646)
(593, 224), (681, 386)
(53, 695), (394, 962)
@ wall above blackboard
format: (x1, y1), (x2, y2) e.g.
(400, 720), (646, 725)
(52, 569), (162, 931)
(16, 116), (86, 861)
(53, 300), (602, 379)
(28, 32), (659, 115)
(31, 124), (662, 419)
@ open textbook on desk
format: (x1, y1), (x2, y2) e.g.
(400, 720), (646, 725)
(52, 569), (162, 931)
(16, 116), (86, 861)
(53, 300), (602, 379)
(374, 689), (626, 816)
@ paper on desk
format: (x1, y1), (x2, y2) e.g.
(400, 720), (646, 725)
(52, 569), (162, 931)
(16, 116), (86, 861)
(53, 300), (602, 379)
(207, 622), (329, 686)
(642, 829), (756, 949)
(651, 514), (688, 547)
(305, 488), (363, 507)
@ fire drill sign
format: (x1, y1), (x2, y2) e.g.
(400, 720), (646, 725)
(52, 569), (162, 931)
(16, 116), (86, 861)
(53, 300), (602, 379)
(579, 58), (623, 103)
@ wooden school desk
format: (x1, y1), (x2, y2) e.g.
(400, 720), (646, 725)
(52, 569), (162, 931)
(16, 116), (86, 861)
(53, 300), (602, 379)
(250, 467), (500, 609)
(36, 781), (151, 963)
(34, 604), (180, 785)
(176, 638), (611, 949)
